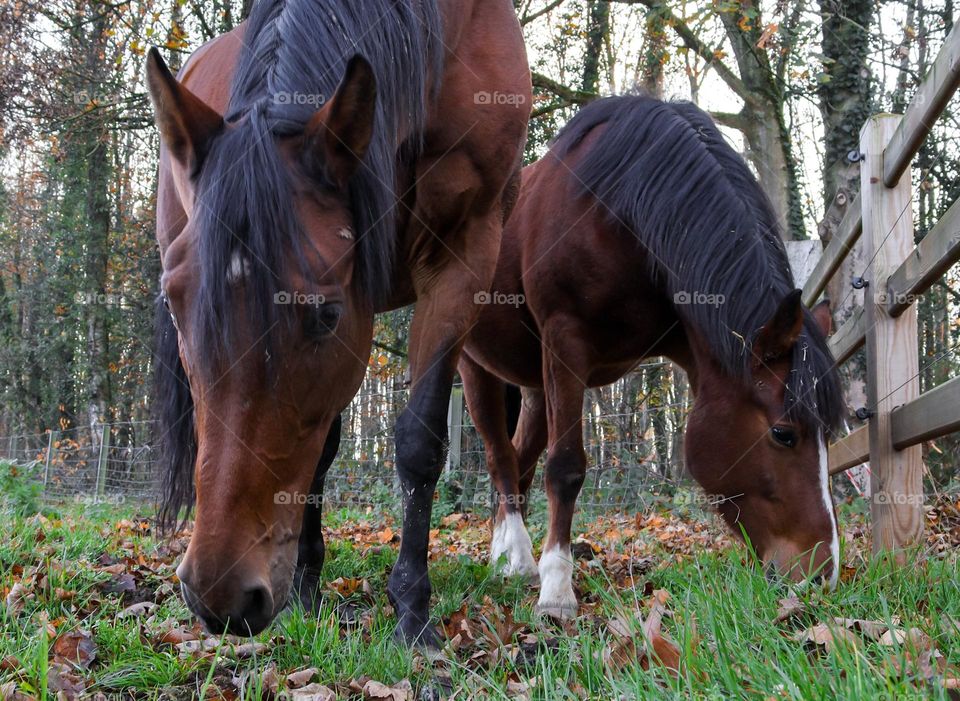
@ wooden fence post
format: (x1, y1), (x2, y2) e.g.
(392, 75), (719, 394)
(859, 114), (925, 557)
(446, 386), (463, 472)
(43, 430), (57, 490)
(95, 424), (110, 498)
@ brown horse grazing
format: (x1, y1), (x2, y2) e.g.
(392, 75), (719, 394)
(459, 94), (845, 618)
(148, 0), (529, 643)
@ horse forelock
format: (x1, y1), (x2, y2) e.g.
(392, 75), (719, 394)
(184, 0), (443, 371)
(554, 94), (844, 435)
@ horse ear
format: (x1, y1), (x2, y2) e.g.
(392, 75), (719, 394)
(146, 47), (223, 171)
(811, 299), (834, 337)
(754, 289), (804, 364)
(303, 55), (377, 187)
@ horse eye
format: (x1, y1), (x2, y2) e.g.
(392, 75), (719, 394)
(303, 303), (343, 339)
(770, 426), (798, 448)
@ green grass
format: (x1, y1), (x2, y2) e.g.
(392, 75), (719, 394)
(0, 503), (958, 700)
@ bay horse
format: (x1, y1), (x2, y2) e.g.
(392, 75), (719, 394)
(148, 0), (529, 643)
(459, 95), (845, 618)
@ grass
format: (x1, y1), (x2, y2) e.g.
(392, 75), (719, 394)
(0, 500), (958, 700)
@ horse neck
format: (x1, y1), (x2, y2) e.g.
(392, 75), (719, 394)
(666, 324), (731, 402)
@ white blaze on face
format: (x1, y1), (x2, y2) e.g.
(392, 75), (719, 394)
(490, 512), (538, 578)
(536, 544), (577, 618)
(818, 434), (840, 590)
(227, 252), (250, 284)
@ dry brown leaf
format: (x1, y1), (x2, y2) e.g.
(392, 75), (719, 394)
(4, 583), (28, 616)
(362, 679), (413, 701)
(287, 683), (337, 701)
(793, 623), (859, 653)
(643, 589), (682, 673)
(879, 626), (931, 650)
(155, 626), (199, 645)
(118, 601), (156, 618)
(46, 662), (85, 695)
(775, 596), (805, 623)
(505, 678), (531, 700)
(327, 577), (363, 598)
(286, 667), (319, 689)
(0, 681), (36, 701)
(832, 617), (891, 641)
(52, 629), (96, 669)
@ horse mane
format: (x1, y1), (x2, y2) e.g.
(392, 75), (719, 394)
(154, 294), (195, 531)
(193, 0), (443, 371)
(553, 94), (844, 433)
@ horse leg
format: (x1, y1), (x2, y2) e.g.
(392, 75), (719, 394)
(388, 211), (502, 647)
(292, 413), (342, 611)
(459, 353), (537, 579)
(513, 387), (547, 521)
(536, 326), (587, 619)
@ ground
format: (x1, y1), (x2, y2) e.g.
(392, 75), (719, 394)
(0, 497), (958, 700)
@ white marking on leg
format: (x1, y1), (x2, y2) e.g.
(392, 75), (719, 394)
(490, 512), (538, 578)
(818, 434), (840, 590)
(536, 544), (577, 618)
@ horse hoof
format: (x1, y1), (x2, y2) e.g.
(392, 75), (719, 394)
(292, 566), (323, 614)
(535, 600), (579, 620)
(495, 559), (540, 583)
(393, 616), (442, 650)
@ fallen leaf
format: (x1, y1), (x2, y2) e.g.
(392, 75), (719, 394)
(793, 623), (859, 653)
(118, 601), (156, 618)
(46, 662), (85, 695)
(286, 667), (319, 688)
(0, 681), (36, 701)
(52, 630), (96, 669)
(287, 684), (337, 701)
(4, 583), (28, 616)
(775, 596), (805, 624)
(362, 679), (413, 700)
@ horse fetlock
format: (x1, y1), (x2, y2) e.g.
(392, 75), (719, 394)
(292, 563), (324, 613)
(536, 544), (578, 619)
(491, 512), (539, 580)
(387, 565), (438, 648)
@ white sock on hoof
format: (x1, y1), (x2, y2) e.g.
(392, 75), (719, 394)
(491, 512), (538, 578)
(536, 544), (577, 618)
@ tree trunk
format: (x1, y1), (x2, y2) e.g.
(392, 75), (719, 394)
(582, 2), (610, 93)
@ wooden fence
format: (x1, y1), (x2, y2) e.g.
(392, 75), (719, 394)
(802, 23), (960, 556)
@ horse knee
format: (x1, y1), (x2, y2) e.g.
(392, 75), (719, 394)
(395, 407), (447, 485)
(544, 451), (586, 503)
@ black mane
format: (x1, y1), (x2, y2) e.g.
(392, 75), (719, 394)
(553, 94), (844, 433)
(193, 0), (442, 370)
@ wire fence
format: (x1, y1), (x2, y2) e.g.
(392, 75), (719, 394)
(0, 361), (698, 516)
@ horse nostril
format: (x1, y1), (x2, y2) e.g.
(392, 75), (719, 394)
(233, 583), (274, 635)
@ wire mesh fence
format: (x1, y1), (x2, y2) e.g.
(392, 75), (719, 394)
(0, 361), (695, 516)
